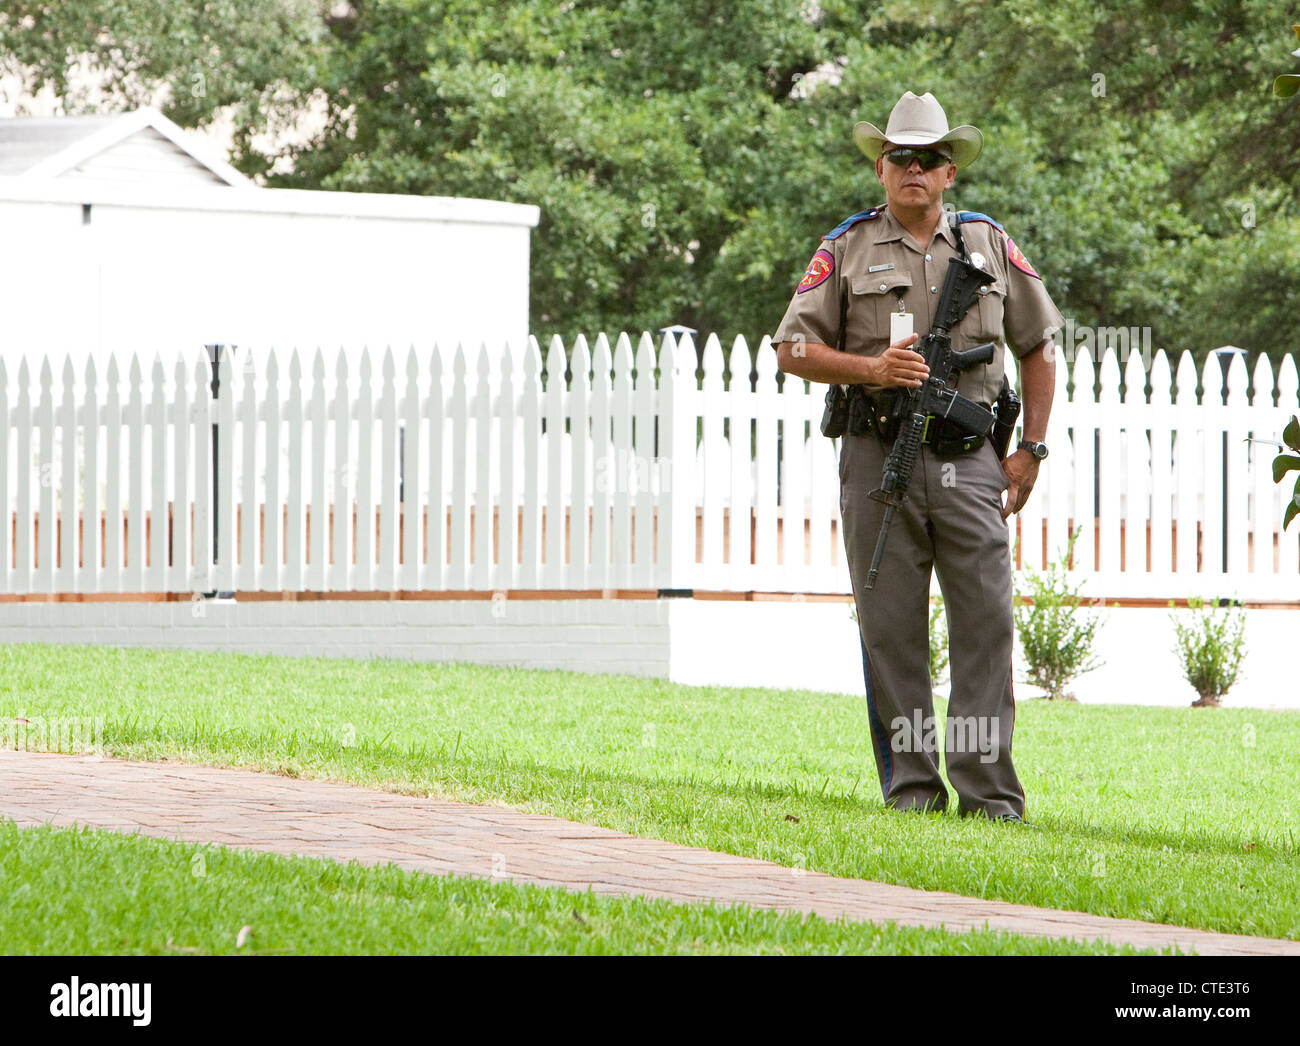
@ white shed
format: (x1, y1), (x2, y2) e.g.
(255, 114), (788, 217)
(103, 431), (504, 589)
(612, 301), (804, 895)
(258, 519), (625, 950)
(0, 108), (539, 368)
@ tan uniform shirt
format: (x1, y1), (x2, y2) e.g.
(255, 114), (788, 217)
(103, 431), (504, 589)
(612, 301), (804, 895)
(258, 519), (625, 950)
(774, 205), (1065, 407)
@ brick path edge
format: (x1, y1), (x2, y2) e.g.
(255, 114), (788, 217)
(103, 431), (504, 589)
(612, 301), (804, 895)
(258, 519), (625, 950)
(2, 750), (1296, 957)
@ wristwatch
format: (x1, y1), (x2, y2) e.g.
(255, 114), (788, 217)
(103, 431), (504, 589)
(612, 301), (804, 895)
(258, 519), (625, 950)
(1018, 440), (1049, 460)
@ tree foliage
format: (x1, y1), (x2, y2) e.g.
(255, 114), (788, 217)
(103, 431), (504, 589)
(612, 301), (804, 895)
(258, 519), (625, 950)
(0, 1), (328, 173)
(5, 1), (1298, 355)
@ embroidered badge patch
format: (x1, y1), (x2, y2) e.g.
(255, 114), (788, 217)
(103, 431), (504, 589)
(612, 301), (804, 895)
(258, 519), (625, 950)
(797, 249), (835, 293)
(1006, 236), (1040, 279)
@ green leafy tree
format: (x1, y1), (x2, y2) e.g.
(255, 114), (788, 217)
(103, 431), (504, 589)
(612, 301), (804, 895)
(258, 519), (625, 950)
(0, 1), (328, 163)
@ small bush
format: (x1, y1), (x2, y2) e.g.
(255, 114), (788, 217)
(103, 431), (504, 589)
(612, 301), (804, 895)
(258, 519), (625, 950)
(1169, 596), (1247, 707)
(1013, 529), (1104, 701)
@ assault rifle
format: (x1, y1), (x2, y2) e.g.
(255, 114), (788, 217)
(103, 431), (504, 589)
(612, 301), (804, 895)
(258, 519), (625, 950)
(864, 254), (999, 589)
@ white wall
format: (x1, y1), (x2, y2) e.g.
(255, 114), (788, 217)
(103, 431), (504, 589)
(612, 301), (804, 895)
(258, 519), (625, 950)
(666, 599), (1298, 710)
(0, 180), (538, 370)
(0, 598), (670, 679)
(0, 597), (1291, 710)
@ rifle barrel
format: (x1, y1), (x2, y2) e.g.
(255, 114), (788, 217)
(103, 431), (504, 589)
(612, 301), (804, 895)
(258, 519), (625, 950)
(865, 505), (895, 590)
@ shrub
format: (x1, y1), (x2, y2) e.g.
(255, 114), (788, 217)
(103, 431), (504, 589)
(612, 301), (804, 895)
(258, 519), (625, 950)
(1169, 596), (1247, 707)
(1013, 529), (1104, 701)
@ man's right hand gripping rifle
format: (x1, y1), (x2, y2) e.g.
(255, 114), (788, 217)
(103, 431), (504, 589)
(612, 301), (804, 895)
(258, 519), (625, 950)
(864, 253), (1000, 589)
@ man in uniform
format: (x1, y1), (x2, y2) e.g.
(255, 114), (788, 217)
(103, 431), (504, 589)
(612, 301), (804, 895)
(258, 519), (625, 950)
(773, 91), (1063, 823)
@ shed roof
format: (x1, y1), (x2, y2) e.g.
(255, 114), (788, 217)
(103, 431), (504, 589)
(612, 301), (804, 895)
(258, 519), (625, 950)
(0, 107), (252, 187)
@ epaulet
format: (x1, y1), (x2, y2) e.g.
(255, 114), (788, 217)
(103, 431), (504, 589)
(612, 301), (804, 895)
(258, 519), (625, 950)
(824, 207), (883, 241)
(956, 210), (1006, 235)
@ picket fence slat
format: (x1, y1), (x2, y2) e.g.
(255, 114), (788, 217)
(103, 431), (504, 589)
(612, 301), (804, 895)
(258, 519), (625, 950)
(0, 361), (9, 583)
(567, 336), (589, 589)
(36, 359), (55, 592)
(401, 348), (422, 591)
(727, 336), (754, 592)
(518, 340), (540, 589)
(700, 334), (726, 590)
(589, 335), (612, 592)
(328, 351), (350, 591)
(260, 353), (279, 592)
(753, 340), (780, 591)
(84, 359), (102, 591)
(472, 345), (493, 591)
(608, 334), (633, 591)
(632, 334), (656, 589)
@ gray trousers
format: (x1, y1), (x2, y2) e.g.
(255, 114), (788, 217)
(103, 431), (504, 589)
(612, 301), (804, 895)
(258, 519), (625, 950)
(839, 432), (1025, 819)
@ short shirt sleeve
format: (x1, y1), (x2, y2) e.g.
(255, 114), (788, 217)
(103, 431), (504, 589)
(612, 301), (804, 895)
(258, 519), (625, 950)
(999, 231), (1064, 358)
(773, 238), (844, 350)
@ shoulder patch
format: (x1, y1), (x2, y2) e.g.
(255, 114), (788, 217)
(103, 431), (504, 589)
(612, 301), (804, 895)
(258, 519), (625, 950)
(1005, 236), (1040, 279)
(957, 210), (1006, 235)
(825, 207), (883, 241)
(797, 248), (835, 293)
(959, 211), (1042, 279)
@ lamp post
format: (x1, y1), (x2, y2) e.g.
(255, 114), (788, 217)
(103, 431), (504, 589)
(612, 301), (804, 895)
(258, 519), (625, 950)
(1212, 345), (1249, 578)
(204, 343), (237, 599)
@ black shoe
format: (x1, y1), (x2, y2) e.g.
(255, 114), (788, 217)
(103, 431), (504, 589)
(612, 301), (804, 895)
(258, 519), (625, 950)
(995, 813), (1041, 830)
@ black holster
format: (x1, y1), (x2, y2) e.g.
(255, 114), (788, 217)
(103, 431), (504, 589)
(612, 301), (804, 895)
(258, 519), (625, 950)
(992, 376), (1021, 460)
(820, 384), (849, 437)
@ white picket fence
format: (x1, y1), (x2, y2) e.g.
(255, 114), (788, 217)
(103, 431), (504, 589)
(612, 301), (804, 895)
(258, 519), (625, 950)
(2, 333), (1298, 600)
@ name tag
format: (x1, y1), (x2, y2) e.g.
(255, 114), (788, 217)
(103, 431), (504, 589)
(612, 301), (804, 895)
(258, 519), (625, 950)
(868, 263), (894, 274)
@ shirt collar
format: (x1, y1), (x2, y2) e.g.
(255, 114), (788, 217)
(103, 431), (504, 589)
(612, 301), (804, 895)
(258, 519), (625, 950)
(873, 206), (958, 251)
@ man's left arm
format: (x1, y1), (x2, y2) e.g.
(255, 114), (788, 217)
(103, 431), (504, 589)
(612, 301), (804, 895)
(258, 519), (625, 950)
(996, 228), (1065, 519)
(1000, 339), (1053, 519)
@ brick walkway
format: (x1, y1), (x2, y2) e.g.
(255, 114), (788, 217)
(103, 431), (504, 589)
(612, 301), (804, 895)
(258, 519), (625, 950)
(3, 750), (1296, 956)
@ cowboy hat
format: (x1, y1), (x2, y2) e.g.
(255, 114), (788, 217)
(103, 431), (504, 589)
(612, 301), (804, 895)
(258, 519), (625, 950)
(854, 91), (984, 169)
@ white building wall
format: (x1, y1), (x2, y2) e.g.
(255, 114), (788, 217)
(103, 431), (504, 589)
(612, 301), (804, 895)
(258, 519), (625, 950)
(0, 180), (538, 370)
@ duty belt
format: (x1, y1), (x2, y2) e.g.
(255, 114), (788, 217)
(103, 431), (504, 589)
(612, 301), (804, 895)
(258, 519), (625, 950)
(848, 387), (991, 456)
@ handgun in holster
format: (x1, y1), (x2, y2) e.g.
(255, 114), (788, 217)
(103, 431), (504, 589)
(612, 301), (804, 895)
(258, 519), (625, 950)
(821, 384), (849, 437)
(992, 375), (1021, 460)
(819, 275), (854, 439)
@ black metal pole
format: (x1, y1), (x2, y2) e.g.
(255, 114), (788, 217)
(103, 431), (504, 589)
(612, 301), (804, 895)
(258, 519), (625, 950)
(1213, 348), (1247, 578)
(204, 343), (235, 598)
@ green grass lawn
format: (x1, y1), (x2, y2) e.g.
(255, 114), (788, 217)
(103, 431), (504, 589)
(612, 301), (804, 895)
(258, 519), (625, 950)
(0, 822), (1158, 955)
(2, 642), (1296, 945)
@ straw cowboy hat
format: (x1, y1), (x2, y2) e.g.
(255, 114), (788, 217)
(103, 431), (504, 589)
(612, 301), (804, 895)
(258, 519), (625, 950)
(853, 91), (984, 169)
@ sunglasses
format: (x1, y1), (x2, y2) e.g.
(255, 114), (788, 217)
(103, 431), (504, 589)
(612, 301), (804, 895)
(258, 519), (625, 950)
(884, 147), (953, 171)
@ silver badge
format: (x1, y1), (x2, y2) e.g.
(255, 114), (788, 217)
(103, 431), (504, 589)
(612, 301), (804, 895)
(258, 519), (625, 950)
(868, 263), (894, 274)
(970, 251), (987, 270)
